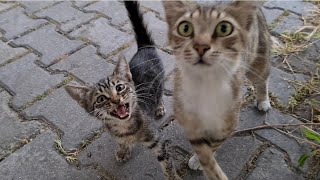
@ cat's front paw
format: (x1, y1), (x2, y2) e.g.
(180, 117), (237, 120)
(256, 100), (272, 112)
(155, 103), (166, 117)
(188, 154), (203, 170)
(116, 149), (132, 163)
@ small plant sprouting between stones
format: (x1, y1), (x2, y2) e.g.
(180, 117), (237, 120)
(54, 140), (79, 165)
(298, 127), (320, 167)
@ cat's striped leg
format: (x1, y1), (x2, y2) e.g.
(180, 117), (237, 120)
(115, 142), (132, 163)
(189, 137), (228, 180)
(142, 136), (181, 180)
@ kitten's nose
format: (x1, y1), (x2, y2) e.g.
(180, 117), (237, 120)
(193, 44), (210, 57)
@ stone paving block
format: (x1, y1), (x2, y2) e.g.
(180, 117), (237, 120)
(24, 87), (103, 149)
(70, 18), (133, 56)
(238, 105), (267, 130)
(35, 2), (96, 32)
(85, 1), (128, 26)
(0, 2), (14, 12)
(247, 148), (304, 180)
(0, 7), (47, 40)
(0, 53), (65, 108)
(14, 24), (84, 66)
(0, 130), (100, 180)
(217, 136), (263, 179)
(143, 12), (168, 47)
(256, 129), (310, 171)
(272, 13), (304, 34)
(18, 1), (58, 13)
(0, 91), (41, 160)
(264, 0), (316, 16)
(72, 0), (92, 8)
(261, 7), (284, 25)
(79, 132), (165, 180)
(269, 67), (308, 105)
(52, 45), (115, 84)
(140, 1), (166, 19)
(0, 41), (27, 64)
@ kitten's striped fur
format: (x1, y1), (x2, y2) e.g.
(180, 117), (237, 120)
(65, 1), (180, 179)
(163, 1), (271, 179)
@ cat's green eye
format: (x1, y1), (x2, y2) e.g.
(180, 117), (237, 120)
(116, 84), (125, 92)
(97, 95), (107, 103)
(178, 21), (193, 37)
(215, 21), (233, 37)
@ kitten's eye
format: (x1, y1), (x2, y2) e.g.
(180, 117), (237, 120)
(97, 95), (107, 103)
(215, 21), (233, 37)
(178, 21), (193, 37)
(116, 84), (125, 92)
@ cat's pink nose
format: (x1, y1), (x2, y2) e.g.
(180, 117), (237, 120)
(193, 44), (210, 57)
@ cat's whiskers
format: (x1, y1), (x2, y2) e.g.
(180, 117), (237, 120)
(130, 58), (160, 69)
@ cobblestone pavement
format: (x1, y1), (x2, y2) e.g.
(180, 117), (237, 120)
(0, 1), (319, 180)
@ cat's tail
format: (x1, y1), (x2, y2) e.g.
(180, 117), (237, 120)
(124, 1), (155, 48)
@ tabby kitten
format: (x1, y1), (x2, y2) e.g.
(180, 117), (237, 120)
(163, 1), (271, 179)
(64, 1), (180, 179)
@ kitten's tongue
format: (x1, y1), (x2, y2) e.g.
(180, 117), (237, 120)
(117, 105), (128, 118)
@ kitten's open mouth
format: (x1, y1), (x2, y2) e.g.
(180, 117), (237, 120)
(111, 103), (130, 120)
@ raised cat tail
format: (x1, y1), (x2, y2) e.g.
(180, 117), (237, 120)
(124, 1), (155, 48)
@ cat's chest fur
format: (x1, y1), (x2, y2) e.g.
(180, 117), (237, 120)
(179, 69), (233, 133)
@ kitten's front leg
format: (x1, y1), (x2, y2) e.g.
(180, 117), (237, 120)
(142, 134), (181, 180)
(155, 100), (166, 117)
(116, 143), (132, 163)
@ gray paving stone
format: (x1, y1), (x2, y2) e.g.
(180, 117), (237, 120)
(264, 0), (316, 16)
(140, 1), (166, 19)
(18, 1), (58, 13)
(0, 7), (47, 40)
(85, 1), (128, 26)
(247, 148), (304, 180)
(79, 132), (165, 180)
(0, 53), (65, 108)
(238, 105), (267, 130)
(0, 2), (14, 12)
(35, 2), (96, 32)
(14, 25), (84, 66)
(216, 136), (263, 179)
(262, 7), (284, 25)
(52, 45), (115, 84)
(0, 41), (27, 64)
(72, 0), (92, 8)
(0, 130), (100, 180)
(272, 14), (304, 34)
(269, 67), (308, 105)
(0, 91), (41, 160)
(143, 12), (168, 47)
(70, 18), (133, 56)
(24, 87), (103, 149)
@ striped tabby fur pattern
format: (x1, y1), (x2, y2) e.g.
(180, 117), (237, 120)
(65, 1), (180, 179)
(162, 1), (271, 179)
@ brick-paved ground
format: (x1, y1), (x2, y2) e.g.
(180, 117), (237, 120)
(0, 1), (319, 180)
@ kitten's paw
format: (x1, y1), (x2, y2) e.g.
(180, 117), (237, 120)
(116, 149), (131, 163)
(155, 104), (166, 117)
(256, 100), (272, 112)
(188, 154), (203, 170)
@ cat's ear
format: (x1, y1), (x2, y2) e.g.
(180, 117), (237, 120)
(65, 84), (91, 107)
(162, 0), (194, 27)
(113, 54), (132, 81)
(231, 0), (265, 9)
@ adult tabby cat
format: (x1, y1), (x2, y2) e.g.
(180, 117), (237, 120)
(65, 1), (180, 179)
(162, 1), (271, 179)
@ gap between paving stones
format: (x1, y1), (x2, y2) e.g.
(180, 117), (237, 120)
(263, 5), (302, 17)
(18, 1), (63, 14)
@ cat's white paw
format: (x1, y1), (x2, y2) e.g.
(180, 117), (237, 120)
(188, 154), (203, 170)
(256, 100), (271, 112)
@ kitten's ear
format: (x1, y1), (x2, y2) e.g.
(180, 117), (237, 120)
(231, 0), (265, 9)
(65, 84), (91, 106)
(113, 54), (132, 81)
(162, 0), (194, 27)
